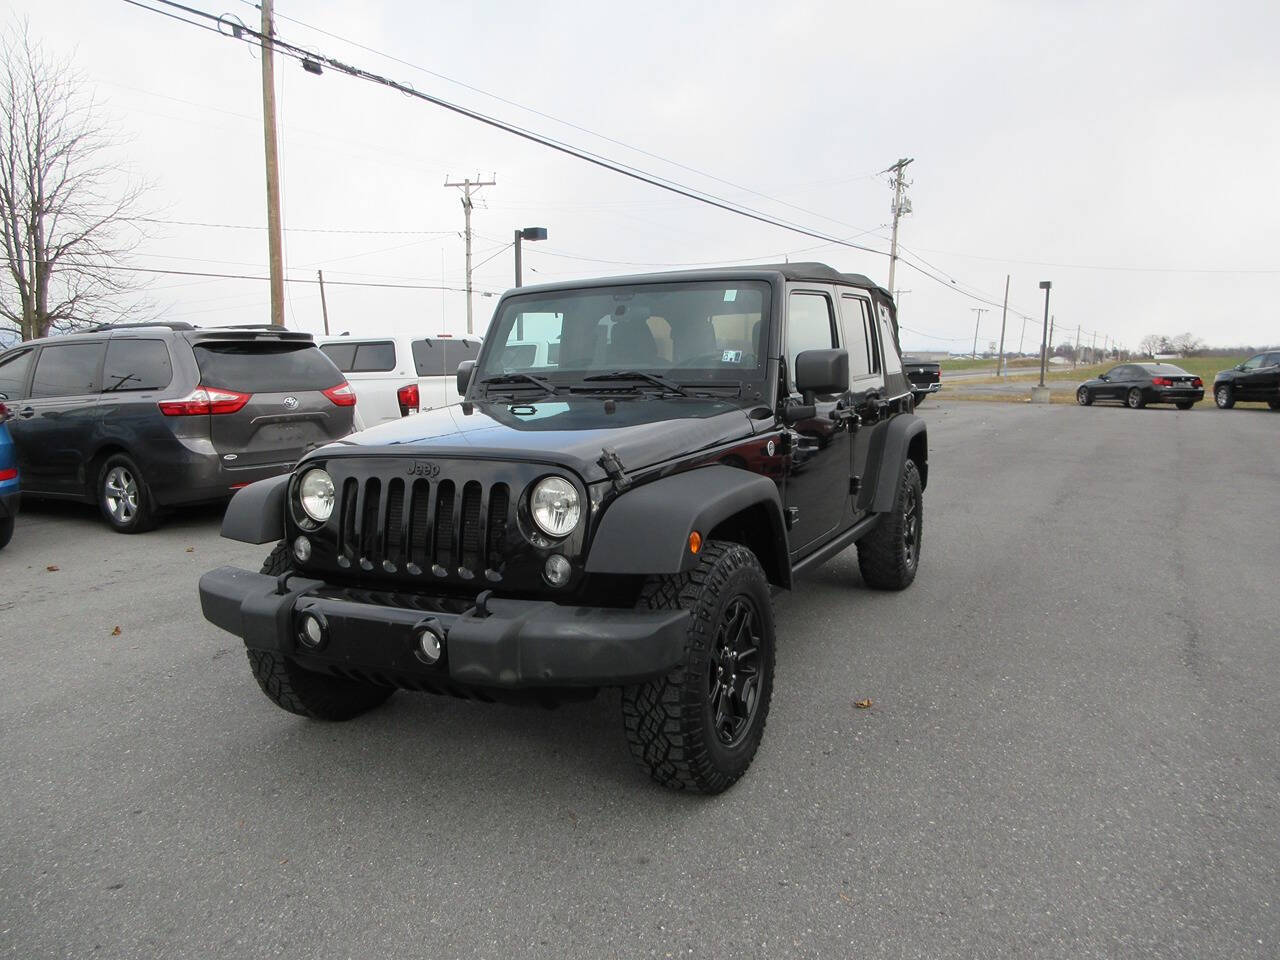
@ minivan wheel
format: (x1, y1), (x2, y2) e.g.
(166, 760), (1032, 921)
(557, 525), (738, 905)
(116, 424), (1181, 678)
(1215, 385), (1235, 409)
(97, 454), (156, 533)
(0, 514), (13, 550)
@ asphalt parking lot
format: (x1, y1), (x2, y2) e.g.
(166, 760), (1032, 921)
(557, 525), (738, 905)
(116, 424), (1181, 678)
(2, 400), (1277, 960)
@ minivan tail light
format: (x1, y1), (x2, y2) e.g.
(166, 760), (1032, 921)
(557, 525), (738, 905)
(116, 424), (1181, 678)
(397, 383), (420, 416)
(0, 467), (16, 482)
(323, 381), (357, 407)
(158, 386), (251, 416)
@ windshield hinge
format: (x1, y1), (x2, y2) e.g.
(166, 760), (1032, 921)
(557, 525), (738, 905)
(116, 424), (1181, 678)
(598, 447), (632, 493)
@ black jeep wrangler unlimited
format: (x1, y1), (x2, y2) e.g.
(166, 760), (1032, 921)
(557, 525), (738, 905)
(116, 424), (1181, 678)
(199, 263), (928, 794)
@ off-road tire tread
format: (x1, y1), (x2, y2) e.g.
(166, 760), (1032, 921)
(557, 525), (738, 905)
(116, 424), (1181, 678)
(621, 541), (774, 794)
(245, 542), (394, 721)
(857, 459), (922, 591)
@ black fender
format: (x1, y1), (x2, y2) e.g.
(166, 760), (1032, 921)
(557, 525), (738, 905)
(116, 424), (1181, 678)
(220, 474), (289, 544)
(868, 413), (928, 513)
(585, 465), (791, 587)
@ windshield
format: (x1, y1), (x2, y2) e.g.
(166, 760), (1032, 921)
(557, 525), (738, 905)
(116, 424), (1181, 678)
(477, 280), (771, 387)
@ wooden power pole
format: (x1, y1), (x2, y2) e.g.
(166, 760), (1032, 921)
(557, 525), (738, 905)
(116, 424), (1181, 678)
(995, 274), (1010, 376)
(444, 175), (496, 334)
(260, 0), (285, 326)
(883, 158), (913, 296)
(317, 270), (330, 335)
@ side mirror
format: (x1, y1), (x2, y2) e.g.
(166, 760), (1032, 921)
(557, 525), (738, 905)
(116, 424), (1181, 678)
(1099, 375), (1109, 381)
(794, 348), (849, 397)
(456, 360), (475, 396)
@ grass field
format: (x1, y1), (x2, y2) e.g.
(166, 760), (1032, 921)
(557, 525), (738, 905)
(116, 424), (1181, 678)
(956, 356), (1247, 387)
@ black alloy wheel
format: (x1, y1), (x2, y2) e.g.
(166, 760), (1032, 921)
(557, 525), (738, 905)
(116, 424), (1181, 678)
(1127, 388), (1145, 409)
(707, 596), (763, 747)
(1215, 384), (1235, 409)
(1076, 387), (1092, 406)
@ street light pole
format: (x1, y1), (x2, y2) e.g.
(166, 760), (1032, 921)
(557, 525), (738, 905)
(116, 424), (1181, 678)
(1037, 281), (1052, 388)
(513, 226), (548, 288)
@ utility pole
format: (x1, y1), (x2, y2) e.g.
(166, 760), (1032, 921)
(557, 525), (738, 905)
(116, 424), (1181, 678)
(1048, 315), (1055, 362)
(444, 175), (497, 335)
(317, 270), (330, 336)
(995, 274), (1010, 376)
(1073, 324), (1081, 369)
(1037, 281), (1052, 389)
(1018, 313), (1027, 357)
(1092, 331), (1097, 364)
(882, 158), (914, 296)
(970, 307), (987, 362)
(260, 0), (285, 327)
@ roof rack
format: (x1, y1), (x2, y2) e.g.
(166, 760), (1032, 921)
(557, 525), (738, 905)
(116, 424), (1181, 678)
(83, 321), (196, 333)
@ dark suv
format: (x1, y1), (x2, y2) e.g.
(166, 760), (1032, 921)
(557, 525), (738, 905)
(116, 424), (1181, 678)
(1212, 351), (1280, 409)
(199, 264), (928, 793)
(0, 323), (356, 533)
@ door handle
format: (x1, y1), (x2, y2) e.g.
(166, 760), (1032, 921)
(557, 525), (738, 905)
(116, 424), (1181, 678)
(18, 406), (35, 419)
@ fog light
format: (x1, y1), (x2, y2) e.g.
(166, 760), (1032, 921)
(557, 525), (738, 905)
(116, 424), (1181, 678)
(293, 535), (311, 563)
(544, 554), (571, 587)
(414, 625), (444, 665)
(297, 611), (326, 649)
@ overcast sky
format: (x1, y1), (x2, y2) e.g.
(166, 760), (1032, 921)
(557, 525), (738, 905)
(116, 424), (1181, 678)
(12, 0), (1279, 352)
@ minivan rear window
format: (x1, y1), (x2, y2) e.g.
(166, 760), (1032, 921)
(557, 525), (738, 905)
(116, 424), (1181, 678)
(411, 339), (478, 377)
(194, 343), (343, 393)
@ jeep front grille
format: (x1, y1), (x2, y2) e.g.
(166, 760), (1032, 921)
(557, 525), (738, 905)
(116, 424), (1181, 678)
(336, 475), (512, 580)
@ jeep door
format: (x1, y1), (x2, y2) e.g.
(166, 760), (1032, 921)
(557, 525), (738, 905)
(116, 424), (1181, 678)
(838, 292), (886, 522)
(782, 287), (851, 554)
(7, 340), (105, 495)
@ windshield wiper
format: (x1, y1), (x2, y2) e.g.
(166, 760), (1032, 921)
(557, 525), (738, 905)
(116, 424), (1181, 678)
(580, 370), (688, 396)
(479, 372), (559, 397)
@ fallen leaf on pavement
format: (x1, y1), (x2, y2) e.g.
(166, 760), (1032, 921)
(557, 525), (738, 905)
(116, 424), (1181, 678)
(46, 565), (59, 572)
(111, 626), (122, 637)
(854, 698), (873, 709)
(185, 547), (194, 553)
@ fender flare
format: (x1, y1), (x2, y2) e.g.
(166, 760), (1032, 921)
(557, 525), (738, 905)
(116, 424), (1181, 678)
(220, 474), (289, 544)
(869, 414), (928, 513)
(585, 465), (790, 586)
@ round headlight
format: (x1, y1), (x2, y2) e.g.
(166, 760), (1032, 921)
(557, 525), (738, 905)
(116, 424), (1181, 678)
(298, 468), (335, 523)
(530, 476), (580, 538)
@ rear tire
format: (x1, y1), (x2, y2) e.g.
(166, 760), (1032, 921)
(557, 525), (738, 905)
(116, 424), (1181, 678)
(857, 459), (923, 591)
(1268, 400), (1280, 411)
(97, 453), (156, 533)
(246, 542), (395, 721)
(621, 541), (776, 794)
(1215, 384), (1235, 409)
(0, 514), (13, 550)
(1076, 387), (1093, 406)
(1126, 388), (1145, 409)
(1175, 401), (1194, 410)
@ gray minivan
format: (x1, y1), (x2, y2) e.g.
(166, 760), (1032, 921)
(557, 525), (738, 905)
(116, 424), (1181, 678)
(0, 322), (356, 533)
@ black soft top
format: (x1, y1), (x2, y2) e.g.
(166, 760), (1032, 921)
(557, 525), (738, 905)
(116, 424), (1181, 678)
(509, 262), (893, 302)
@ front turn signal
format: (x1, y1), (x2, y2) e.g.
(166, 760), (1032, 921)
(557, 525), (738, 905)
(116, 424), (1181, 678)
(688, 531), (702, 555)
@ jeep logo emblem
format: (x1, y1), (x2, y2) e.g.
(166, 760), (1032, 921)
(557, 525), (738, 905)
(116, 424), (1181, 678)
(282, 396), (299, 409)
(406, 462), (440, 478)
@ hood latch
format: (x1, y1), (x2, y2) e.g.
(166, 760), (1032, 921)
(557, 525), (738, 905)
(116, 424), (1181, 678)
(598, 447), (632, 494)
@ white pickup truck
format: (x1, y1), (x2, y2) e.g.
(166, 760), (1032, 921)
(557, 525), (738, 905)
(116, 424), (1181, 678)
(317, 334), (481, 426)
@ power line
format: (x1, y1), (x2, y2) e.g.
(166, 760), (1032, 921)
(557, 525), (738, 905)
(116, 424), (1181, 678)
(136, 216), (456, 236)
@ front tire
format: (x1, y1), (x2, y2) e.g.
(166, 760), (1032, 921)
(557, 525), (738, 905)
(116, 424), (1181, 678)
(1215, 384), (1235, 409)
(245, 542), (395, 721)
(1176, 401), (1195, 410)
(1126, 388), (1146, 409)
(97, 454), (156, 533)
(857, 459), (923, 591)
(1268, 400), (1280, 411)
(621, 541), (776, 794)
(0, 514), (13, 550)
(1076, 387), (1093, 406)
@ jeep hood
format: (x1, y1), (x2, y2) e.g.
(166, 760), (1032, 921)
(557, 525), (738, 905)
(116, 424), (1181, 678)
(321, 397), (757, 482)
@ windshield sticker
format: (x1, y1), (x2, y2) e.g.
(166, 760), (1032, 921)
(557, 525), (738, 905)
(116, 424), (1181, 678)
(722, 349), (743, 364)
(723, 289), (737, 302)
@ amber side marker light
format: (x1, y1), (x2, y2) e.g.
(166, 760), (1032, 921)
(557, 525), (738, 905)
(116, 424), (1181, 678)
(688, 531), (702, 554)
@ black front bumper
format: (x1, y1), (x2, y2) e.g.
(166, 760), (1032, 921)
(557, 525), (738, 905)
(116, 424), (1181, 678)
(198, 566), (690, 689)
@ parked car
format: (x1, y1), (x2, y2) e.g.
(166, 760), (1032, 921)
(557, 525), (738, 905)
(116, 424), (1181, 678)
(1076, 362), (1204, 409)
(317, 334), (482, 426)
(1212, 351), (1280, 410)
(0, 396), (18, 550)
(200, 262), (928, 794)
(902, 355), (941, 406)
(0, 322), (356, 533)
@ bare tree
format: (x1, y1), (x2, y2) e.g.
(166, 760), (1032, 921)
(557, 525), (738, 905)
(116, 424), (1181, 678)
(0, 20), (148, 342)
(1139, 334), (1161, 357)
(1171, 332), (1203, 356)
